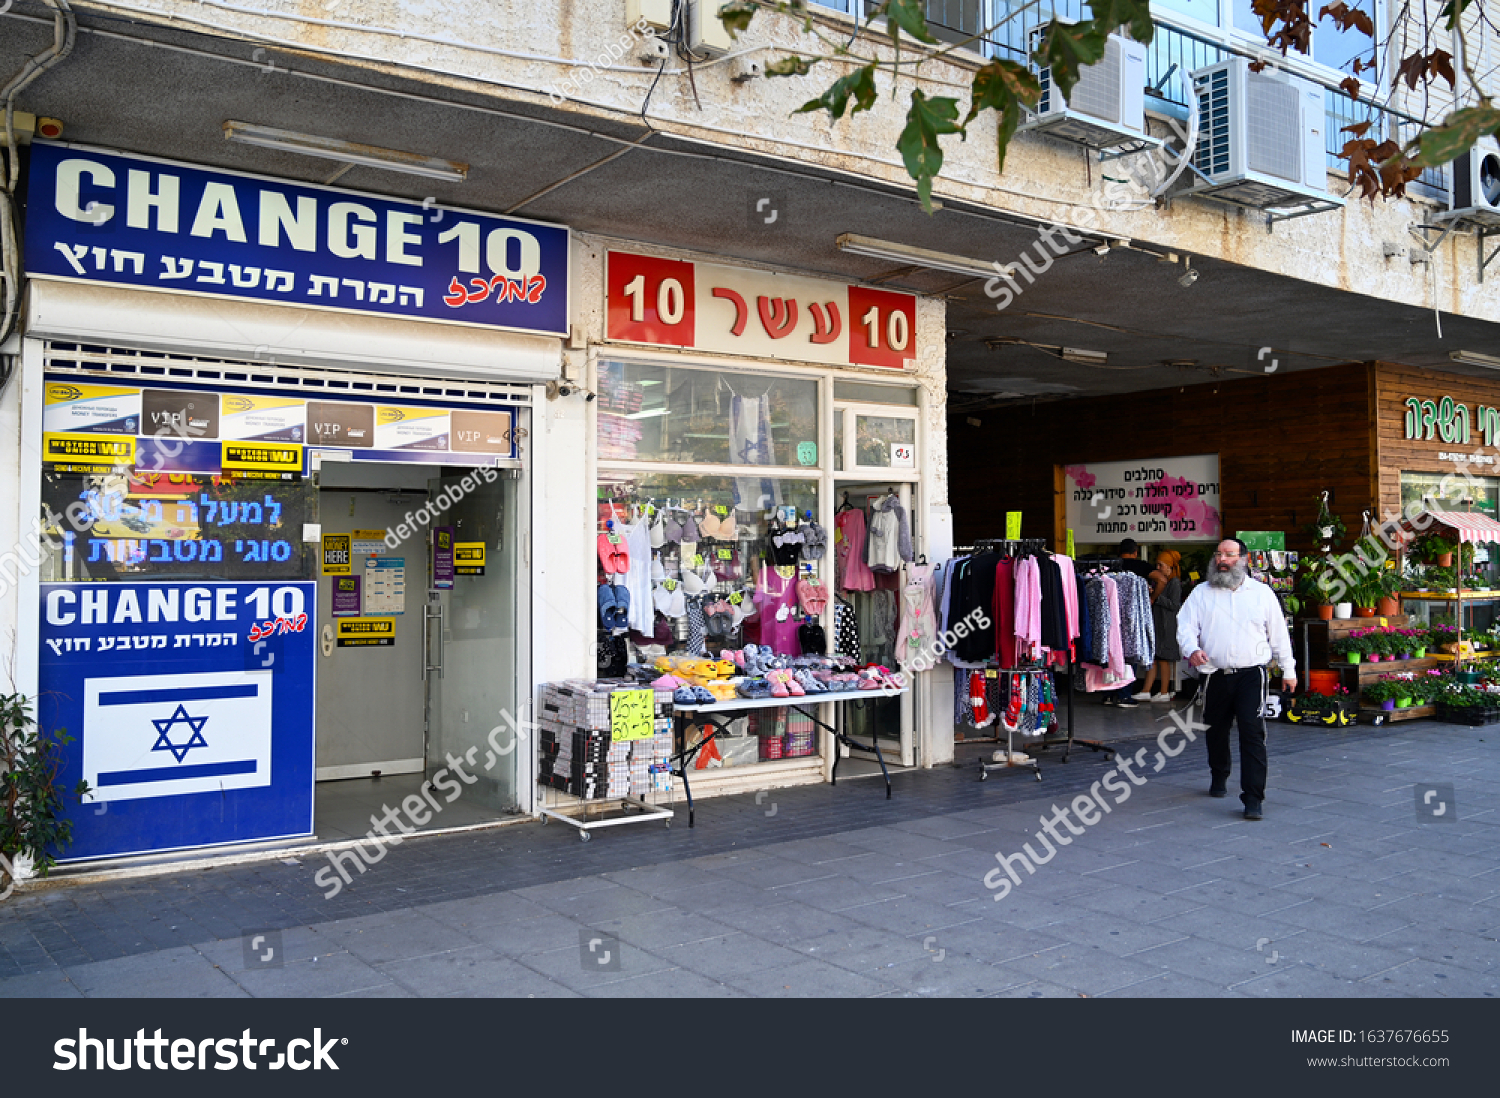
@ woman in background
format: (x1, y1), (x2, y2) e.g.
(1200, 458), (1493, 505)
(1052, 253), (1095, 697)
(1140, 549), (1182, 702)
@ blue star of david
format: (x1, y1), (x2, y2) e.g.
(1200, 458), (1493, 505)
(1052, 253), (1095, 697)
(150, 705), (209, 763)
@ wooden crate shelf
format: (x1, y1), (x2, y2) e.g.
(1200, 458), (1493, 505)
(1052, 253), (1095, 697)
(1358, 704), (1436, 723)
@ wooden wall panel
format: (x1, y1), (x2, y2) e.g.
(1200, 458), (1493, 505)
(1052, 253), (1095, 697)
(1372, 363), (1500, 521)
(947, 362), (1377, 551)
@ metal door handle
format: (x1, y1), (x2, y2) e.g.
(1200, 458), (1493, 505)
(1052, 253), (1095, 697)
(423, 601), (444, 680)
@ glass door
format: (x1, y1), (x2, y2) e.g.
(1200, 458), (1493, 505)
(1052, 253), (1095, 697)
(424, 470), (522, 812)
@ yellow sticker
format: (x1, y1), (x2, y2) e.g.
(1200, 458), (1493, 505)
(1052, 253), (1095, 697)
(223, 441), (302, 472)
(717, 548), (732, 560)
(335, 617), (396, 646)
(610, 689), (654, 742)
(1189, 571), (1201, 581)
(321, 533), (352, 575)
(43, 433), (136, 465)
(1005, 512), (1022, 540)
(693, 554), (705, 568)
(728, 592), (743, 605)
(985, 668), (998, 678)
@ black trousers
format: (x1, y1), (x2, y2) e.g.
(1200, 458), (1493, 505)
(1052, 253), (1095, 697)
(1202, 668), (1269, 807)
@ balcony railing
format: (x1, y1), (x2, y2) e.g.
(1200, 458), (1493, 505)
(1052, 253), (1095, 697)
(807, 1), (1448, 200)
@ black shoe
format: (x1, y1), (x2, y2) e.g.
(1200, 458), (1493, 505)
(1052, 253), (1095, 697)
(1209, 783), (1228, 798)
(1243, 803), (1263, 821)
(1114, 698), (1139, 709)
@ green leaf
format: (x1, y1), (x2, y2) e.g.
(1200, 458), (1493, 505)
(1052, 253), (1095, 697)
(1084, 0), (1155, 44)
(897, 90), (962, 212)
(718, 0), (759, 39)
(795, 64), (878, 120)
(1413, 106), (1500, 168)
(874, 0), (938, 45)
(1437, 0), (1476, 30)
(766, 55), (819, 77)
(965, 60), (1043, 175)
(1035, 18), (1109, 106)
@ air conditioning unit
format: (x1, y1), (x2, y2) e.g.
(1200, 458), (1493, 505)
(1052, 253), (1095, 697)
(1021, 29), (1154, 150)
(1179, 56), (1341, 212)
(1445, 140), (1500, 227)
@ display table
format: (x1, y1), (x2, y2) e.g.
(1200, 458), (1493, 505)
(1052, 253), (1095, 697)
(671, 686), (908, 827)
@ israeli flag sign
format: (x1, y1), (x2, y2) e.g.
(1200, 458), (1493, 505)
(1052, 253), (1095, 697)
(82, 669), (273, 802)
(40, 581), (315, 860)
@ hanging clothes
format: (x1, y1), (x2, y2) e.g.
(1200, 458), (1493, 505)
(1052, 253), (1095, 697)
(992, 557), (1017, 668)
(867, 494), (912, 572)
(835, 599), (859, 660)
(751, 563), (802, 656)
(1037, 554), (1069, 653)
(836, 508), (876, 592)
(1054, 554), (1080, 650)
(953, 550), (1000, 662)
(623, 518), (654, 635)
(1013, 554), (1043, 662)
(1114, 571), (1156, 665)
(896, 564), (938, 670)
(730, 394), (778, 511)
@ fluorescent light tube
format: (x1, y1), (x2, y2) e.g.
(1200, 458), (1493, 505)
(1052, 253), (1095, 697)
(1450, 350), (1500, 370)
(223, 121), (469, 182)
(835, 233), (1006, 280)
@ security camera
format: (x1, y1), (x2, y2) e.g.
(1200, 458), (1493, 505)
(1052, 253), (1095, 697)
(545, 379), (596, 401)
(1178, 261), (1199, 288)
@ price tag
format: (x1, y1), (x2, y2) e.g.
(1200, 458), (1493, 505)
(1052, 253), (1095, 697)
(693, 554), (705, 568)
(610, 688), (654, 742)
(717, 548), (732, 560)
(1189, 571), (1200, 581)
(1005, 512), (1022, 540)
(1379, 617), (1388, 627)
(663, 579), (677, 591)
(1066, 528), (1075, 558)
(715, 505), (729, 516)
(607, 533), (621, 545)
(728, 592), (743, 605)
(776, 565), (795, 579)
(985, 668), (998, 678)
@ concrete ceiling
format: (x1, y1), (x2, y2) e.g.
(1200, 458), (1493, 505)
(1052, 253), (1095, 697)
(6, 3), (1500, 404)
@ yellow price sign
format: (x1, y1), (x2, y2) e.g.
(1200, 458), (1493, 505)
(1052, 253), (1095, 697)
(1005, 512), (1022, 540)
(1066, 528), (1075, 558)
(610, 688), (654, 742)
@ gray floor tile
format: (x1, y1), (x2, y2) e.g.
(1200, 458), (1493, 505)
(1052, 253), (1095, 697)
(66, 946), (249, 998)
(997, 947), (1170, 996)
(231, 950), (395, 997)
(786, 925), (935, 972)
(0, 969), (83, 997)
(530, 885), (675, 923)
(321, 911), (479, 964)
(839, 896), (983, 937)
(381, 945), (578, 997)
(513, 939), (675, 993)
(584, 967), (743, 998)
(461, 914), (591, 956)
(876, 953), (1037, 997)
(590, 907), (737, 951)
(723, 957), (897, 997)
(767, 875), (909, 912)
(419, 891), (552, 929)
(661, 932), (809, 979)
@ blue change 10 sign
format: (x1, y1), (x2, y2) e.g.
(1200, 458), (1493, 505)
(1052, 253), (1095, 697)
(24, 141), (569, 336)
(38, 581), (316, 861)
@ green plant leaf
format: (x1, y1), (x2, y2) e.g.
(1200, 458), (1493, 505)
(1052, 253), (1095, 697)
(1035, 19), (1109, 106)
(718, 0), (760, 38)
(1085, 0), (1155, 44)
(874, 0), (938, 45)
(795, 64), (878, 119)
(766, 55), (819, 77)
(1413, 106), (1500, 168)
(897, 90), (962, 212)
(1437, 0), (1477, 30)
(966, 60), (1042, 173)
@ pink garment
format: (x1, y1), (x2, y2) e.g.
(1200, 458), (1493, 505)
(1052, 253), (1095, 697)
(1053, 554), (1079, 652)
(1082, 577), (1126, 691)
(1012, 556), (1043, 662)
(837, 509), (875, 592)
(896, 563), (937, 670)
(750, 563), (802, 656)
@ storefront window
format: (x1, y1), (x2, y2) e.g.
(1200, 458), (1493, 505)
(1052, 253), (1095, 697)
(853, 414), (917, 470)
(597, 360), (818, 466)
(39, 470), (315, 583)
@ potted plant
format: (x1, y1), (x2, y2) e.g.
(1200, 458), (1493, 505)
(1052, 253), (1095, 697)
(1376, 569), (1404, 617)
(1362, 679), (1397, 711)
(1330, 634), (1367, 664)
(1415, 532), (1458, 568)
(1350, 572), (1383, 618)
(2, 693), (91, 898)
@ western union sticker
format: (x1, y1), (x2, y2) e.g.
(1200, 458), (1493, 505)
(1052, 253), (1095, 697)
(336, 617), (396, 647)
(42, 432), (136, 465)
(223, 440), (303, 472)
(454, 541), (486, 575)
(322, 533), (352, 575)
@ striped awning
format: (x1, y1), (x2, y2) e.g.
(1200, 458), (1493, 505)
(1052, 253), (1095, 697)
(1418, 509), (1500, 544)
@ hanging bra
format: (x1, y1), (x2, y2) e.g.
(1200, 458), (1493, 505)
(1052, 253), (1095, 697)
(699, 510), (737, 540)
(663, 509), (699, 544)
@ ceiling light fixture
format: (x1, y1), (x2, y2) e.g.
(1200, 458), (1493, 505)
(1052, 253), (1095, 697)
(223, 121), (469, 182)
(835, 233), (1004, 280)
(1178, 259), (1199, 288)
(1450, 350), (1500, 370)
(1061, 347), (1109, 366)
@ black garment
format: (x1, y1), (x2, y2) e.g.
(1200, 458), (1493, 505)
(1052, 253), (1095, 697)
(1202, 667), (1270, 807)
(596, 631), (628, 677)
(954, 551), (1001, 662)
(1038, 555), (1069, 651)
(1120, 557), (1155, 581)
(1076, 575), (1093, 662)
(798, 621), (827, 654)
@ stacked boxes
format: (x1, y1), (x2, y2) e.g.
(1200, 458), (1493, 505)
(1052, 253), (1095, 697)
(755, 707), (817, 760)
(537, 680), (675, 801)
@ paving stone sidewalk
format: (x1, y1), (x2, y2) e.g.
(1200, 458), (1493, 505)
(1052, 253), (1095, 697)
(1, 713), (1496, 998)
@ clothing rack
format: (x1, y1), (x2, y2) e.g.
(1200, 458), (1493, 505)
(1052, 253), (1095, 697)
(975, 665), (1047, 782)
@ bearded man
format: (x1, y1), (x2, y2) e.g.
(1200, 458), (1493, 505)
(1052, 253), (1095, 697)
(1175, 538), (1297, 820)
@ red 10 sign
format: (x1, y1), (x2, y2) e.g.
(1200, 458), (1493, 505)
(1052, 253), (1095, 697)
(605, 251), (915, 369)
